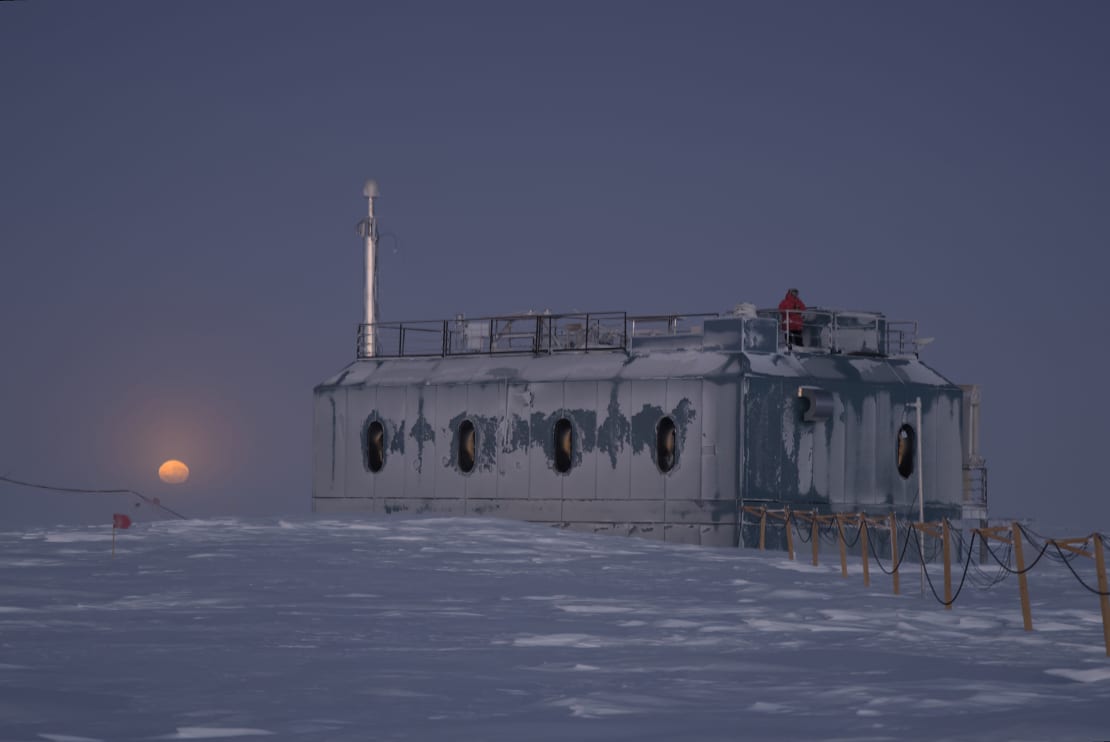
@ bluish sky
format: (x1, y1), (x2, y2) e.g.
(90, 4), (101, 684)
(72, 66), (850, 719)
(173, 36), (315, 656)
(2, 1), (1107, 528)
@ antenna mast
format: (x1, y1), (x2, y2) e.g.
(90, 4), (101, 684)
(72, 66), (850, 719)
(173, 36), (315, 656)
(357, 180), (380, 357)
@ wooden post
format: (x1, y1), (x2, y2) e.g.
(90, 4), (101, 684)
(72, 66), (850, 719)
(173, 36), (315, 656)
(759, 507), (767, 551)
(942, 518), (952, 610)
(1094, 534), (1110, 657)
(836, 515), (848, 578)
(889, 512), (900, 595)
(785, 508), (795, 561)
(860, 513), (870, 587)
(1012, 522), (1033, 632)
(811, 514), (820, 567)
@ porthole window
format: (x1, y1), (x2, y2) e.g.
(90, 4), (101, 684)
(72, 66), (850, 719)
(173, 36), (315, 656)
(896, 424), (915, 479)
(458, 419), (476, 473)
(553, 418), (574, 473)
(366, 420), (385, 473)
(657, 416), (677, 473)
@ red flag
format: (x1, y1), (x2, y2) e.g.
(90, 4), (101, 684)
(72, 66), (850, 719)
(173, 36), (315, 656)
(112, 513), (132, 529)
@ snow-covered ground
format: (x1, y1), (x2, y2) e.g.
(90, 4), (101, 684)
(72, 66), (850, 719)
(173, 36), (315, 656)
(1, 516), (1108, 741)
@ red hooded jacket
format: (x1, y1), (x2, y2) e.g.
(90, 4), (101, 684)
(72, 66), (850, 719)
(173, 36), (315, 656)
(778, 292), (806, 332)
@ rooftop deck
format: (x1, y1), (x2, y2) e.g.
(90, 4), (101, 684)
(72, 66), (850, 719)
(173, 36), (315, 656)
(355, 307), (922, 360)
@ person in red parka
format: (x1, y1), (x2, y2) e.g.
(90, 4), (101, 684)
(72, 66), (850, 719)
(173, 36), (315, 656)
(778, 288), (806, 347)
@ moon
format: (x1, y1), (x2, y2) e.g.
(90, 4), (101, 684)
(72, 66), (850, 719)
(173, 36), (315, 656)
(158, 459), (190, 484)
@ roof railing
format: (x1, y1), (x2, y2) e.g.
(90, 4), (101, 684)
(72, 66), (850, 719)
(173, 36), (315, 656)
(755, 307), (920, 357)
(628, 313), (719, 338)
(357, 311), (629, 359)
(355, 308), (922, 359)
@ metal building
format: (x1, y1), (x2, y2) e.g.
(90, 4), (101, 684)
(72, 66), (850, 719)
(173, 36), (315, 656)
(311, 184), (987, 547)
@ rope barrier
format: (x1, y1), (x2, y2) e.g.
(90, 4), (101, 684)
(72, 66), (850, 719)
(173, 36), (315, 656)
(0, 474), (187, 520)
(839, 524), (863, 549)
(792, 515), (814, 544)
(863, 520), (914, 575)
(952, 527), (1010, 588)
(979, 532), (1050, 575)
(739, 506), (1110, 654)
(907, 526), (977, 607)
(1050, 541), (1110, 597)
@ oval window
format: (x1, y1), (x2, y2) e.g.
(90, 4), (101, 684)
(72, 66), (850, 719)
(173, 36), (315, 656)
(458, 419), (476, 473)
(657, 416), (677, 473)
(896, 424), (915, 479)
(553, 418), (573, 473)
(366, 420), (385, 473)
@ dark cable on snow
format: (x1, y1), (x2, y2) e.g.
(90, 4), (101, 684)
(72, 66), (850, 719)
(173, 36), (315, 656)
(0, 474), (187, 520)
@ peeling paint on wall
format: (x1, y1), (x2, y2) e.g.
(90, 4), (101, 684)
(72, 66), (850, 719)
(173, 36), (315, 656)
(389, 420), (406, 455)
(503, 414), (530, 454)
(408, 397), (435, 474)
(568, 409), (598, 453)
(630, 404), (666, 455)
(597, 385), (630, 468)
(671, 398), (696, 462)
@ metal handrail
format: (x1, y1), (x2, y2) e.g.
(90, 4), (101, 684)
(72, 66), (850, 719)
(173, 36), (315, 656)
(357, 311), (629, 359)
(756, 307), (919, 357)
(357, 307), (922, 359)
(628, 313), (719, 338)
(886, 320), (920, 356)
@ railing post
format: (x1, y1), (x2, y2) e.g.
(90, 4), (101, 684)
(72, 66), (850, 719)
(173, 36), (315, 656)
(836, 514), (848, 577)
(811, 513), (820, 566)
(943, 518), (952, 610)
(1094, 533), (1110, 656)
(442, 320), (449, 356)
(785, 507), (794, 561)
(890, 512), (900, 595)
(759, 507), (767, 551)
(1012, 522), (1033, 631)
(860, 512), (870, 587)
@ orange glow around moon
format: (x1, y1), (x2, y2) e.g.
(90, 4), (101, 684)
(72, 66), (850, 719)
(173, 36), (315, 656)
(158, 459), (190, 484)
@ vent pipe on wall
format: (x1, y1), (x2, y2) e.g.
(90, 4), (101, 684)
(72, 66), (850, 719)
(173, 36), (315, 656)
(357, 180), (380, 357)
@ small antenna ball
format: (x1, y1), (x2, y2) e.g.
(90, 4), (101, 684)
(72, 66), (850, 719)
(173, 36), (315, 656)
(363, 179), (380, 198)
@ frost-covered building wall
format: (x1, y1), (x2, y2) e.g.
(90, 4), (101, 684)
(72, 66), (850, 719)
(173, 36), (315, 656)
(313, 309), (977, 548)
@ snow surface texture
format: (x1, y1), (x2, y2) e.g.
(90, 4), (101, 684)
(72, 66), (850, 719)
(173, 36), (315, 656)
(0, 517), (1108, 741)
